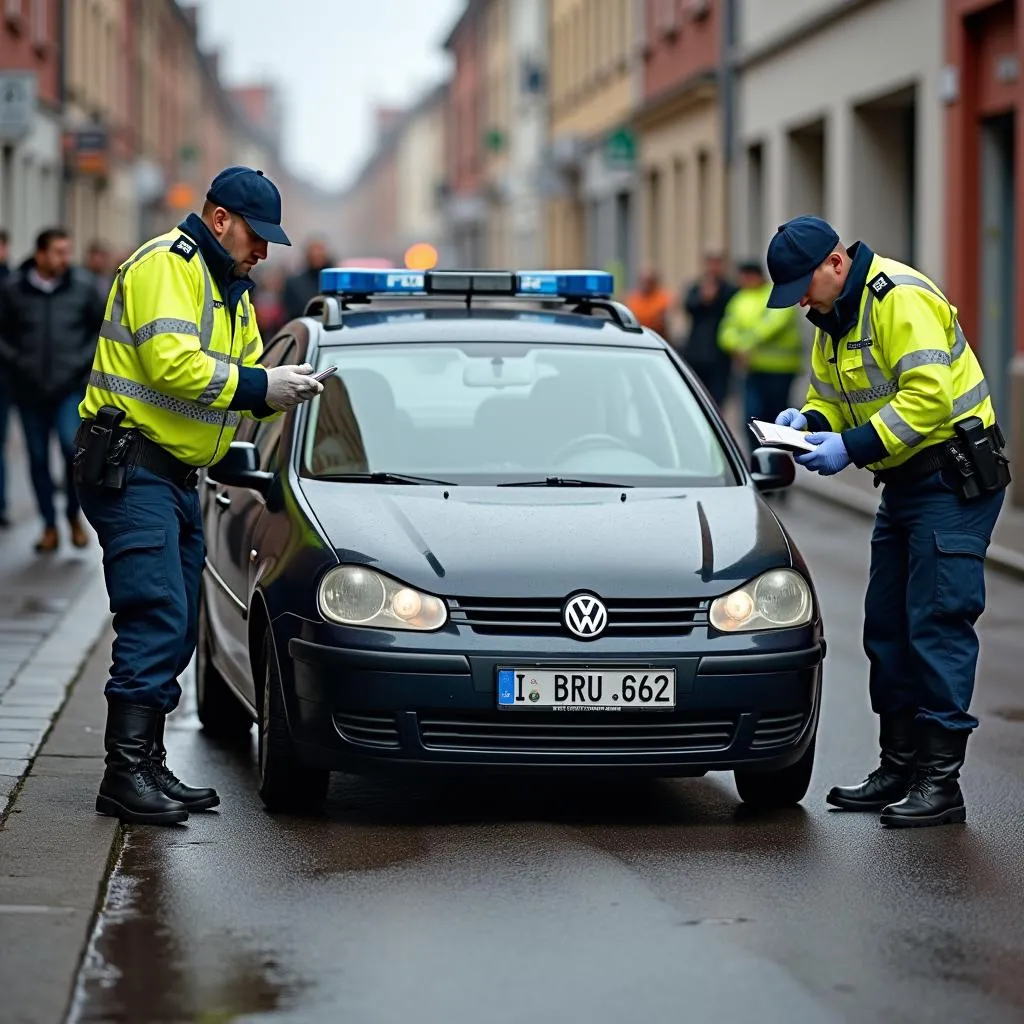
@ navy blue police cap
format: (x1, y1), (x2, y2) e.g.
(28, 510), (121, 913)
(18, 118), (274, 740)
(765, 215), (839, 308)
(206, 166), (291, 246)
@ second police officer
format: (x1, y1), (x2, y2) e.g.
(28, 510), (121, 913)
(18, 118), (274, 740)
(75, 166), (325, 825)
(767, 215), (1008, 829)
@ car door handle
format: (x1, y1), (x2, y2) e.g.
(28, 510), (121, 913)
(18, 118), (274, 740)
(215, 493), (231, 509)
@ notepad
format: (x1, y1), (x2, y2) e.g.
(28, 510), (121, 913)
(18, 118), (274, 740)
(748, 419), (817, 454)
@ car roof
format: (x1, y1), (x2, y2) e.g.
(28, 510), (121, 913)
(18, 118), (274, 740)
(304, 305), (667, 350)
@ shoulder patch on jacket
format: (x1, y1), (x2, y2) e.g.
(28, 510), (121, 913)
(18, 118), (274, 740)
(866, 272), (895, 301)
(169, 235), (197, 261)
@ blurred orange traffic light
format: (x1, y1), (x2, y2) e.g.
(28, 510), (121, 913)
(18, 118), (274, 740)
(404, 242), (438, 271)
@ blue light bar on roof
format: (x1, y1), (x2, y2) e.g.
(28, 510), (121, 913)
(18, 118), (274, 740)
(318, 267), (614, 301)
(515, 271), (614, 298)
(319, 268), (426, 295)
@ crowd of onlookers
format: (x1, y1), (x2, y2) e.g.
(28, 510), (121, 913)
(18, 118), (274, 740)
(624, 255), (806, 454)
(0, 227), (334, 553)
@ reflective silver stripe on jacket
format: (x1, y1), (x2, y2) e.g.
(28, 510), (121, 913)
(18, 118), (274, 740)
(101, 236), (216, 354)
(846, 380), (899, 405)
(876, 378), (992, 449)
(133, 318), (200, 345)
(809, 369), (839, 400)
(89, 370), (241, 428)
(196, 359), (231, 406)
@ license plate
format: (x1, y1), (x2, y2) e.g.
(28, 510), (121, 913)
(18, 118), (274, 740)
(497, 668), (676, 710)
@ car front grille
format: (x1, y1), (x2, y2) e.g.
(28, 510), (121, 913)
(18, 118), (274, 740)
(417, 711), (737, 754)
(447, 596), (709, 637)
(750, 711), (806, 750)
(334, 711), (400, 749)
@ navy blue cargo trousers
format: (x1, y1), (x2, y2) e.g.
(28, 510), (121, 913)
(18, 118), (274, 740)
(78, 465), (205, 712)
(863, 468), (1004, 731)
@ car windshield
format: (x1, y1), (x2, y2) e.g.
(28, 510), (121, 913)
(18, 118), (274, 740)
(301, 341), (737, 487)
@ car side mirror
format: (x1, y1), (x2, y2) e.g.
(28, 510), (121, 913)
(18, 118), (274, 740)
(750, 447), (796, 492)
(206, 441), (274, 497)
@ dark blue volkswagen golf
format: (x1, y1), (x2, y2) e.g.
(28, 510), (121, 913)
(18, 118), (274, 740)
(198, 269), (825, 813)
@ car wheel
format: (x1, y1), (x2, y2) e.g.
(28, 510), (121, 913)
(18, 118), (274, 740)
(195, 592), (253, 741)
(257, 631), (330, 814)
(734, 738), (816, 809)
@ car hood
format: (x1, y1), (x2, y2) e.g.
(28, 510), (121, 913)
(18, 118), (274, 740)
(298, 483), (793, 599)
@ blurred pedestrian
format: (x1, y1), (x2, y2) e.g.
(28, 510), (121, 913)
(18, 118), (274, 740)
(624, 267), (676, 337)
(0, 228), (104, 551)
(83, 239), (113, 298)
(768, 215), (1008, 828)
(0, 227), (10, 527)
(681, 251), (737, 407)
(75, 166), (323, 826)
(253, 264), (287, 337)
(282, 238), (331, 320)
(717, 259), (802, 453)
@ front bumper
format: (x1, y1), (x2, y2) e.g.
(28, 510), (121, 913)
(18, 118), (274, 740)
(284, 633), (825, 776)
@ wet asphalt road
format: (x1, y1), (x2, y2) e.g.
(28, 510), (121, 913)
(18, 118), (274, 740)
(67, 492), (1024, 1024)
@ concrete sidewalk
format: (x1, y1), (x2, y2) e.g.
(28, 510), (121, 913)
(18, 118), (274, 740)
(0, 423), (111, 818)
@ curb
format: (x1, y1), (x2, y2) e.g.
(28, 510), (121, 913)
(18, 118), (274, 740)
(0, 626), (122, 1024)
(793, 478), (1024, 582)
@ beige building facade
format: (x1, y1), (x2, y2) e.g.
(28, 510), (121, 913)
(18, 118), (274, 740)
(64, 0), (136, 256)
(730, 0), (946, 283)
(637, 93), (724, 292)
(394, 86), (447, 261)
(547, 0), (638, 279)
(481, 0), (512, 268)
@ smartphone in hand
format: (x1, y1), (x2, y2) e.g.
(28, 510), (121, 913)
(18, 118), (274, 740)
(312, 366), (338, 383)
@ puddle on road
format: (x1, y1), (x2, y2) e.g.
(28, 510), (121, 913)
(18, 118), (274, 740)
(67, 830), (309, 1023)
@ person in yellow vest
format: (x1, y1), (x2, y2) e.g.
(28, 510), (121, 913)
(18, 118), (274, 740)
(74, 167), (324, 825)
(717, 259), (803, 454)
(767, 215), (1009, 828)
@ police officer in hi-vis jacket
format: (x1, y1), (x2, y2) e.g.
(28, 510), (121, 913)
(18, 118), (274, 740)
(766, 215), (1008, 829)
(75, 167), (325, 825)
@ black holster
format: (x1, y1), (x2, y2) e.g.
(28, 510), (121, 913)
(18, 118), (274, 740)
(73, 406), (133, 491)
(945, 417), (1011, 501)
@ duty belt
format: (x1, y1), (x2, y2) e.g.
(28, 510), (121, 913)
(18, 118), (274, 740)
(75, 420), (200, 488)
(872, 424), (1004, 487)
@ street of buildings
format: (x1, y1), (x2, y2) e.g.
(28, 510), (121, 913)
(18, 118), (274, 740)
(337, 0), (1024, 501)
(0, 0), (341, 278)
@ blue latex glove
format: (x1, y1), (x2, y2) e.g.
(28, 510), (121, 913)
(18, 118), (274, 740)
(795, 432), (851, 476)
(775, 408), (808, 430)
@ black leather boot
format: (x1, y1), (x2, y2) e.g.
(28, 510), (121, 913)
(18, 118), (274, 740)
(826, 712), (917, 810)
(96, 703), (189, 824)
(880, 722), (968, 828)
(149, 713), (220, 811)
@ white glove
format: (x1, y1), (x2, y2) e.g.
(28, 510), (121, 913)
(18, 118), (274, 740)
(775, 408), (808, 430)
(264, 363), (323, 412)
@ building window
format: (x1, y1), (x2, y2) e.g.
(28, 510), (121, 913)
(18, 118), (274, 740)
(30, 0), (45, 47)
(5, 0), (23, 32)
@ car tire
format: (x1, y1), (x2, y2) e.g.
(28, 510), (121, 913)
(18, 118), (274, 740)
(195, 592), (253, 741)
(734, 738), (815, 809)
(257, 631), (330, 814)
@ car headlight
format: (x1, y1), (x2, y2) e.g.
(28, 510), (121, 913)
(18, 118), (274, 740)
(318, 565), (448, 631)
(709, 569), (812, 633)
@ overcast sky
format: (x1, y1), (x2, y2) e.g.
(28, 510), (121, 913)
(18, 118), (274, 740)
(193, 0), (463, 192)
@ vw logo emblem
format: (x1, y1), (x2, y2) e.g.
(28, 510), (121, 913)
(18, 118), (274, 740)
(563, 593), (608, 639)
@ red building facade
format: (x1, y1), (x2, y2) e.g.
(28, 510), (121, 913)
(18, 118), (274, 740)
(944, 0), (1024, 497)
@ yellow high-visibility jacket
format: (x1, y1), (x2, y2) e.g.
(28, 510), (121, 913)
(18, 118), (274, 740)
(79, 224), (277, 467)
(718, 282), (804, 374)
(801, 253), (994, 472)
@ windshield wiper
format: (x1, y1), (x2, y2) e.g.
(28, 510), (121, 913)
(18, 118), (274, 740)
(497, 476), (633, 488)
(318, 471), (456, 486)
